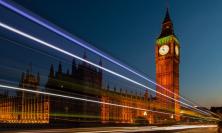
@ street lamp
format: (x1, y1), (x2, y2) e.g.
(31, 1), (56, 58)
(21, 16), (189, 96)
(170, 114), (174, 119)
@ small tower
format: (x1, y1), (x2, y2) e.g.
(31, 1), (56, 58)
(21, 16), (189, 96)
(49, 64), (54, 78)
(144, 89), (148, 100)
(37, 72), (40, 84)
(58, 62), (62, 79)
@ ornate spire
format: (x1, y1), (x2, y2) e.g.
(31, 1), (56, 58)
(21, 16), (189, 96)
(144, 89), (148, 99)
(29, 62), (32, 74)
(158, 8), (175, 38)
(37, 72), (40, 84)
(58, 62), (62, 75)
(163, 8), (171, 23)
(20, 72), (25, 84)
(49, 64), (54, 78)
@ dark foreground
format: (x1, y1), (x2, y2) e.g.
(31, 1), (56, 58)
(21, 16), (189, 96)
(0, 125), (217, 133)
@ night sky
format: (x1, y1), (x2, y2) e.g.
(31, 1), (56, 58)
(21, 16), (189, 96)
(1, 0), (222, 107)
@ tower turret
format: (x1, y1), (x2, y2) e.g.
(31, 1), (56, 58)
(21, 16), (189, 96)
(37, 72), (40, 84)
(49, 64), (54, 78)
(58, 62), (62, 79)
(159, 8), (175, 38)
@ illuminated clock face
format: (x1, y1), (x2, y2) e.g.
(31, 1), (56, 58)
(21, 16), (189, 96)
(175, 45), (179, 56)
(159, 45), (169, 56)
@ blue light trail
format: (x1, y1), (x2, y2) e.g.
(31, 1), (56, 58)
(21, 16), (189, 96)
(0, 21), (212, 116)
(0, 84), (218, 121)
(0, 0), (198, 108)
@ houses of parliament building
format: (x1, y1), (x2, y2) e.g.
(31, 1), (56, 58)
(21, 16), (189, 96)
(0, 8), (181, 125)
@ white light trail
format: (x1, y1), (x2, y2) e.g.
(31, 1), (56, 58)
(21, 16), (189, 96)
(0, 84), (217, 121)
(0, 84), (172, 116)
(4, 125), (217, 133)
(0, 77), (215, 119)
(0, 21), (212, 116)
(0, 76), (212, 118)
(0, 36), (215, 116)
(0, 0), (200, 109)
(73, 125), (217, 133)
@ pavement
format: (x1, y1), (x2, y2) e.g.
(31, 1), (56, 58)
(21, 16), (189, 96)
(174, 127), (217, 133)
(0, 125), (217, 133)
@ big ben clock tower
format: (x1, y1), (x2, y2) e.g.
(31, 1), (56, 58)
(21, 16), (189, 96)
(155, 8), (180, 121)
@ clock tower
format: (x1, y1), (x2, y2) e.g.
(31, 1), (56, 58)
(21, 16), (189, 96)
(155, 8), (180, 121)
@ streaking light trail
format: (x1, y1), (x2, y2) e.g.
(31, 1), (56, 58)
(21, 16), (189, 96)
(1, 125), (216, 133)
(0, 35), (217, 118)
(0, 21), (212, 116)
(0, 76), (212, 116)
(0, 36), (218, 118)
(72, 125), (217, 133)
(0, 84), (176, 117)
(0, 0), (199, 107)
(0, 84), (217, 121)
